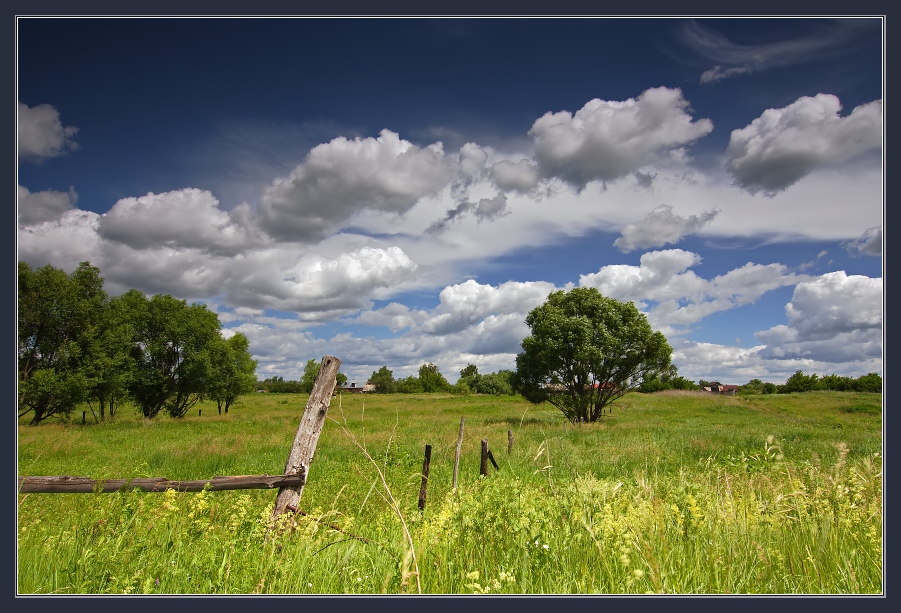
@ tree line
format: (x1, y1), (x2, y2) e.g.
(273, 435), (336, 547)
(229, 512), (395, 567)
(365, 363), (517, 396)
(18, 261), (258, 425)
(257, 359), (348, 393)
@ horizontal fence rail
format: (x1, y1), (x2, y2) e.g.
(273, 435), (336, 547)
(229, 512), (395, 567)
(17, 473), (306, 494)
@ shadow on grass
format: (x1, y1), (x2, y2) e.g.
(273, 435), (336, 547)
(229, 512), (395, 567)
(483, 416), (560, 427)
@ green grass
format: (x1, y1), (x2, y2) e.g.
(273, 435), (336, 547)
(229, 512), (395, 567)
(17, 391), (883, 594)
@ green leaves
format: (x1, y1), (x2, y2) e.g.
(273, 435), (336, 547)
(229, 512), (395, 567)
(516, 287), (672, 423)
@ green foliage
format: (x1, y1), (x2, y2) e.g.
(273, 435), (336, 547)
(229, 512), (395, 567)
(208, 333), (258, 415)
(18, 261), (107, 425)
(516, 287), (672, 422)
(418, 363), (451, 393)
(300, 359), (320, 394)
(369, 366), (396, 393)
(739, 379), (778, 395)
(777, 371), (882, 394)
(457, 364), (516, 396)
(395, 375), (425, 394)
(126, 293), (222, 419)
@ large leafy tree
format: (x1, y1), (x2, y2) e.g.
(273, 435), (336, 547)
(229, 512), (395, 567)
(418, 363), (450, 392)
(515, 287), (672, 423)
(127, 292), (221, 418)
(369, 366), (396, 393)
(18, 262), (107, 425)
(208, 333), (258, 414)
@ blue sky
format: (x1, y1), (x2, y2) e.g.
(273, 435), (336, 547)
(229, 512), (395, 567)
(16, 16), (883, 385)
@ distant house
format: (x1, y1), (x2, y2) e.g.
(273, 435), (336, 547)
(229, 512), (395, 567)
(703, 382), (738, 396)
(342, 381), (375, 394)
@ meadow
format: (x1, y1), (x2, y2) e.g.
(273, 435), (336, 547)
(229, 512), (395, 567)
(17, 390), (883, 594)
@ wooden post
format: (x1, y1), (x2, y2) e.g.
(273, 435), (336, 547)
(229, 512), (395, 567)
(418, 444), (432, 511)
(270, 356), (341, 525)
(82, 412), (86, 425)
(453, 417), (465, 490)
(507, 430), (513, 455)
(199, 409), (202, 416)
(480, 439), (488, 476)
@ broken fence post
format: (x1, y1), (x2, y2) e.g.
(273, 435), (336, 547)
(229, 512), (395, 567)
(418, 444), (432, 511)
(487, 449), (499, 471)
(453, 417), (465, 490)
(270, 355), (342, 527)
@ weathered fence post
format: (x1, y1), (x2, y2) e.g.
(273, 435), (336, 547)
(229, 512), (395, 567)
(507, 430), (513, 455)
(453, 417), (465, 490)
(418, 444), (432, 511)
(269, 355), (342, 526)
(480, 439), (489, 476)
(82, 412), (86, 425)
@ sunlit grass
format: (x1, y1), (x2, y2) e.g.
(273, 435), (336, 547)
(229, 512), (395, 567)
(17, 391), (882, 594)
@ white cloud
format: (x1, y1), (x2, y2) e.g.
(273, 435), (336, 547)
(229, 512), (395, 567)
(257, 129), (457, 241)
(490, 159), (540, 192)
(17, 209), (101, 270)
(726, 94), (882, 195)
(97, 188), (260, 255)
(17, 185), (78, 225)
(422, 279), (558, 336)
(754, 271), (882, 364)
(614, 204), (718, 252)
(528, 87), (713, 189)
(844, 225), (882, 256)
(579, 249), (804, 333)
(352, 302), (429, 332)
(17, 102), (78, 161)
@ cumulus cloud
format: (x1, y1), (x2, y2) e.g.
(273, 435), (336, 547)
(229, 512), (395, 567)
(352, 302), (429, 332)
(528, 87), (713, 190)
(754, 271), (882, 363)
(614, 204), (718, 252)
(17, 209), (101, 269)
(257, 129), (457, 242)
(726, 94), (882, 195)
(97, 188), (261, 255)
(490, 159), (540, 192)
(17, 185), (78, 225)
(18, 187), (420, 318)
(422, 279), (558, 336)
(18, 102), (78, 161)
(579, 249), (804, 333)
(844, 225), (882, 256)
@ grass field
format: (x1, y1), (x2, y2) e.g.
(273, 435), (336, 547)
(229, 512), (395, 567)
(17, 390), (883, 594)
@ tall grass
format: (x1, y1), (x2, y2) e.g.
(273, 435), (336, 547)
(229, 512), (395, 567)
(17, 391), (882, 594)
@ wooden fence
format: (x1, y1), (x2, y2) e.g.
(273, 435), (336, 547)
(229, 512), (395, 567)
(16, 355), (510, 513)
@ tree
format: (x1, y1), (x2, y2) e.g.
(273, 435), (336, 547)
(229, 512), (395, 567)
(854, 372), (882, 393)
(18, 262), (106, 425)
(82, 291), (136, 420)
(515, 287), (672, 423)
(418, 363), (451, 392)
(300, 359), (320, 394)
(208, 333), (258, 414)
(369, 366), (395, 393)
(127, 293), (221, 418)
(780, 370), (820, 393)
